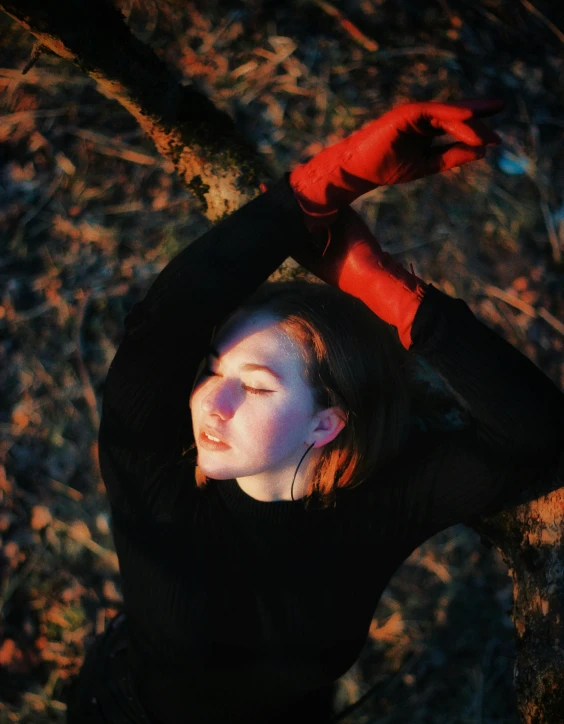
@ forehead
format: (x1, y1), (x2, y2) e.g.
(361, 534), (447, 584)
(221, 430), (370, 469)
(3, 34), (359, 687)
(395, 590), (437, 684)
(213, 311), (304, 370)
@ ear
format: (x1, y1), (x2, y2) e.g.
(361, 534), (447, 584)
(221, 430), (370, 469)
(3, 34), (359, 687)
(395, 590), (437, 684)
(309, 407), (347, 448)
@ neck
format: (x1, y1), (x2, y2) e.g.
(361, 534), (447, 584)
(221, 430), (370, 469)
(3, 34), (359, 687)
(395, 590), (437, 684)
(236, 448), (318, 502)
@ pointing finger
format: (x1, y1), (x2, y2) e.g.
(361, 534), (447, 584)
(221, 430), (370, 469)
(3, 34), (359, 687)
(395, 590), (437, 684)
(445, 98), (506, 118)
(435, 118), (502, 146)
(404, 99), (506, 124)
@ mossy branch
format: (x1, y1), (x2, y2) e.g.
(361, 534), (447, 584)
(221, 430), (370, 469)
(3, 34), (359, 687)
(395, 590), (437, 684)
(0, 0), (272, 221)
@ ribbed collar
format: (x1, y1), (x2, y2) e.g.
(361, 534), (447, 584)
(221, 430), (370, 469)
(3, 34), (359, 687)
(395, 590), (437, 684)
(215, 478), (331, 525)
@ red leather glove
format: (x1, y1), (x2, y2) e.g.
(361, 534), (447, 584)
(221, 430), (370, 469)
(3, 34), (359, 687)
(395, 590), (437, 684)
(289, 99), (504, 233)
(291, 206), (428, 350)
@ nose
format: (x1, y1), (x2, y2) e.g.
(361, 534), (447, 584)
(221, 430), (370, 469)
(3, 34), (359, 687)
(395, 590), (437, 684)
(201, 378), (236, 420)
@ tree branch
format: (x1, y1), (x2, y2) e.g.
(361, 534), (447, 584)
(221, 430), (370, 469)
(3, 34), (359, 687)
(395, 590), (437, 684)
(0, 0), (271, 221)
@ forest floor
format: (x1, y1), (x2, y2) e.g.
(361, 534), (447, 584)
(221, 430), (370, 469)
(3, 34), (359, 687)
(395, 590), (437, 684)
(0, 0), (563, 722)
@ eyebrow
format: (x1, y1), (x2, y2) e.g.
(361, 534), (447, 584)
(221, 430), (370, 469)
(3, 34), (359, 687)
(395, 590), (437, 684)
(208, 346), (283, 380)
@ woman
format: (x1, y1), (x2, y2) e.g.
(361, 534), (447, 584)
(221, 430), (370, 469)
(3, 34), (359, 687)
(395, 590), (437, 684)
(66, 100), (564, 723)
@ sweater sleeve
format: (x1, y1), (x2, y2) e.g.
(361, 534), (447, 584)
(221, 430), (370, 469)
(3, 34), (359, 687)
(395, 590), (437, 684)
(98, 175), (310, 515)
(402, 283), (564, 540)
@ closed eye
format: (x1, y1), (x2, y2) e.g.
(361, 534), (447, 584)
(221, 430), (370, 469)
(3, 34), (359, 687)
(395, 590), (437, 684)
(242, 385), (272, 396)
(204, 368), (273, 395)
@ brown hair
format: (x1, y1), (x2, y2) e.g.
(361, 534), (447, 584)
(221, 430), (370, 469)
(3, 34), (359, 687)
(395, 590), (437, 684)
(191, 280), (414, 508)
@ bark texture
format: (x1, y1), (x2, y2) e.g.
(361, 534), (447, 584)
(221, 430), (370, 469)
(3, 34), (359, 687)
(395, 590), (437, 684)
(1, 0), (271, 221)
(474, 482), (564, 724)
(3, 2), (564, 722)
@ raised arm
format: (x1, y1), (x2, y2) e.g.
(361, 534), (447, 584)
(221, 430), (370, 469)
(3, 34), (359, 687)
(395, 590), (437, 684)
(297, 204), (564, 450)
(99, 98), (511, 518)
(410, 284), (564, 455)
(282, 95), (561, 461)
(98, 176), (310, 512)
(296, 206), (564, 538)
(404, 282), (564, 539)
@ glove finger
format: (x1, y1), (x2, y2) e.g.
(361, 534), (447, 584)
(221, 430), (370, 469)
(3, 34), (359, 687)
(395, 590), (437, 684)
(443, 98), (506, 118)
(424, 142), (487, 175)
(435, 118), (502, 146)
(408, 99), (505, 124)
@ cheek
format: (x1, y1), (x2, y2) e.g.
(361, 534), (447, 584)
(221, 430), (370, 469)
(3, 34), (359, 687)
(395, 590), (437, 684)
(189, 386), (200, 407)
(247, 397), (312, 451)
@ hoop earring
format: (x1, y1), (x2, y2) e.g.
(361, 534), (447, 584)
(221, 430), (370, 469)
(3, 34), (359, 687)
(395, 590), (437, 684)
(291, 442), (315, 502)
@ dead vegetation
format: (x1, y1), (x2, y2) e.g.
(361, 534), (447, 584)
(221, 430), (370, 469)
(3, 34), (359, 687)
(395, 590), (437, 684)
(0, 0), (563, 721)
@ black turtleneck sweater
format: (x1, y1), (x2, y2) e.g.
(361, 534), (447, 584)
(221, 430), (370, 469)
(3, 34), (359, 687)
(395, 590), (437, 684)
(97, 174), (564, 724)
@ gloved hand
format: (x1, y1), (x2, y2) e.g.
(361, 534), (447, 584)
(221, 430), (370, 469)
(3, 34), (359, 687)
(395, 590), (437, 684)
(289, 99), (504, 232)
(291, 206), (428, 350)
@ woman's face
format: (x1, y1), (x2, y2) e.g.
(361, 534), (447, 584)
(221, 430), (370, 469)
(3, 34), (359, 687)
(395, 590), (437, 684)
(189, 311), (336, 483)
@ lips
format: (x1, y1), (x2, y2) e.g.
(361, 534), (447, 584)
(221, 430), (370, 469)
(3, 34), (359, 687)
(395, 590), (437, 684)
(198, 426), (231, 450)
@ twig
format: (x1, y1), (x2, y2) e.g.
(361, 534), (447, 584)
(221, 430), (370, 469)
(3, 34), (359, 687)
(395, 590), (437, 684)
(72, 289), (101, 436)
(19, 176), (61, 228)
(68, 128), (170, 168)
(529, 120), (563, 264)
(387, 240), (431, 255)
(539, 193), (562, 264)
(506, 93), (562, 264)
(332, 654), (418, 722)
(7, 281), (138, 324)
(311, 0), (379, 52)
(512, 98), (562, 265)
(199, 9), (241, 54)
(528, 117), (562, 263)
(21, 42), (46, 75)
(42, 669), (60, 699)
(48, 477), (84, 502)
(0, 67), (90, 89)
(481, 284), (564, 337)
(520, 0), (564, 44)
(373, 46), (456, 59)
(482, 284), (537, 316)
(52, 519), (119, 572)
(11, 299), (57, 323)
(0, 109), (70, 125)
(537, 307), (564, 337)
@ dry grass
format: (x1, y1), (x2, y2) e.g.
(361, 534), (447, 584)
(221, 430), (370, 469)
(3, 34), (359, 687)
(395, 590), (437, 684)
(0, 0), (563, 721)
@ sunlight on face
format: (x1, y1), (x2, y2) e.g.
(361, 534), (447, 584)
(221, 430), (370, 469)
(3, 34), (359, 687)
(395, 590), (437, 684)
(189, 311), (320, 483)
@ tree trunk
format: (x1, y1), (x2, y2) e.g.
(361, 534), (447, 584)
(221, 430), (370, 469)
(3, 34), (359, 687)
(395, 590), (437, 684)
(0, 0), (272, 222)
(474, 485), (564, 723)
(3, 2), (564, 721)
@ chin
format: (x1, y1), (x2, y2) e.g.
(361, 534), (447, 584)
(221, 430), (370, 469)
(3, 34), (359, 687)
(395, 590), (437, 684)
(196, 457), (239, 481)
(197, 453), (268, 481)
(197, 465), (232, 480)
